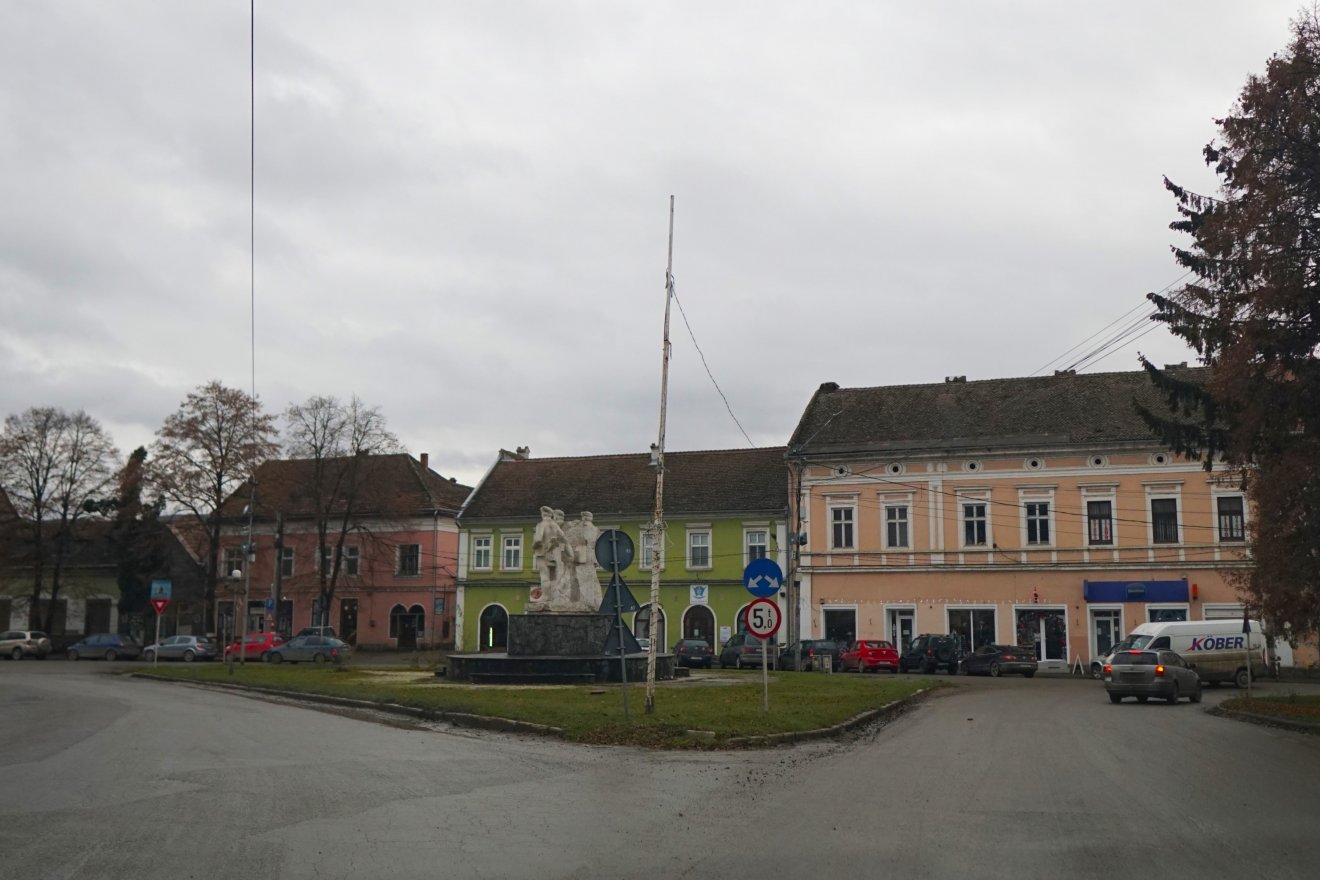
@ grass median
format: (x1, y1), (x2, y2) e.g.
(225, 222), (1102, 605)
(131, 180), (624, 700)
(1221, 692), (1320, 725)
(133, 664), (934, 748)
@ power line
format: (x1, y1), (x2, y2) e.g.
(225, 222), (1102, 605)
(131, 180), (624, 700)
(669, 279), (755, 447)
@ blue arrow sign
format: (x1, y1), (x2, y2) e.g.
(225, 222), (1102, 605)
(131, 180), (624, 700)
(743, 557), (783, 598)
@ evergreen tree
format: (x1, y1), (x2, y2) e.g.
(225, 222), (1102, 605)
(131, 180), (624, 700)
(1140, 13), (1320, 636)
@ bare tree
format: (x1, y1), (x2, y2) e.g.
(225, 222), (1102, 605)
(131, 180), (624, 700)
(149, 381), (279, 633)
(0, 407), (119, 632)
(283, 395), (401, 624)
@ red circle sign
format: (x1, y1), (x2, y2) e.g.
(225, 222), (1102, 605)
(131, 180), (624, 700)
(743, 598), (782, 639)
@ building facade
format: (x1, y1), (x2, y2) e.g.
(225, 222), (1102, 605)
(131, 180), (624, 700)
(456, 446), (789, 654)
(787, 370), (1271, 672)
(216, 453), (470, 650)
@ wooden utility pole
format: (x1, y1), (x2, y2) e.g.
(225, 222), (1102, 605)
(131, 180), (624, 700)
(644, 196), (675, 715)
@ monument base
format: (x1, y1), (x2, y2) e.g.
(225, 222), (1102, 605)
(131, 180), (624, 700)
(507, 613), (611, 656)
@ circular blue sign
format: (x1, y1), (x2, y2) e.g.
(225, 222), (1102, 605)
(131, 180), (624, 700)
(743, 557), (783, 598)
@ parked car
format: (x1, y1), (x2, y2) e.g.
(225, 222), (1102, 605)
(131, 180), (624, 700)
(897, 633), (966, 674)
(67, 633), (142, 662)
(1104, 649), (1202, 704)
(838, 639), (900, 673)
(719, 632), (768, 669)
(142, 635), (218, 663)
(1, 630), (52, 660)
(776, 639), (844, 671)
(296, 626), (338, 639)
(672, 638), (714, 668)
(1090, 637), (1138, 679)
(962, 644), (1038, 677)
(266, 635), (352, 664)
(224, 631), (286, 661)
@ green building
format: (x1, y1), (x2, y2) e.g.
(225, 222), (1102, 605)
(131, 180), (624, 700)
(456, 446), (789, 654)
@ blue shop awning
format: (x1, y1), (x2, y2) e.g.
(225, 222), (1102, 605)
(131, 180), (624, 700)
(1083, 579), (1188, 603)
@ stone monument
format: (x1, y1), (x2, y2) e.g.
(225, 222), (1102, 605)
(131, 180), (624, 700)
(526, 509), (603, 612)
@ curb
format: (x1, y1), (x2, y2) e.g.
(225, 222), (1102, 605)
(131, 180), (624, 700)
(724, 686), (934, 747)
(1207, 703), (1320, 735)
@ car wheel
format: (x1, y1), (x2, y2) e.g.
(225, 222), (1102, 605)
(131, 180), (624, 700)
(1167, 683), (1180, 705)
(1109, 692), (1123, 704)
(1191, 682), (1203, 704)
(1091, 663), (1104, 680)
(946, 661), (958, 675)
(143, 650), (155, 663)
(1235, 668), (1251, 689)
(269, 652), (283, 664)
(313, 652), (326, 664)
(183, 650), (196, 663)
(923, 661), (937, 674)
(105, 650), (117, 662)
(989, 661), (1001, 677)
(1023, 671), (1035, 678)
(11, 647), (22, 661)
(1136, 696), (1148, 703)
(68, 650), (79, 662)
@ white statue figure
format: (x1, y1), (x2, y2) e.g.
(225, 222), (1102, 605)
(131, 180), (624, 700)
(568, 511), (603, 611)
(529, 506), (569, 611)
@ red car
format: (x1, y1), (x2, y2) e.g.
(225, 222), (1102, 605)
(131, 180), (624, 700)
(224, 631), (286, 661)
(839, 640), (900, 673)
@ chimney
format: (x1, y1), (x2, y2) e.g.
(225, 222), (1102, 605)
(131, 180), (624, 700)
(515, 446), (530, 458)
(419, 453), (429, 470)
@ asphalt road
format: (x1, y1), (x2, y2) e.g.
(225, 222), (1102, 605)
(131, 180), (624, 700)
(3, 661), (1319, 879)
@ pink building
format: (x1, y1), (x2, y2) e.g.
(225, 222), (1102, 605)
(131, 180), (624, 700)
(786, 370), (1307, 671)
(217, 454), (470, 650)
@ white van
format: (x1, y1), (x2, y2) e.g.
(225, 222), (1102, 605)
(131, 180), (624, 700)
(1123, 619), (1267, 687)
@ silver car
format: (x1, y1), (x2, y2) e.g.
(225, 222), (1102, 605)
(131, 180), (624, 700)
(1104, 649), (1202, 704)
(266, 635), (352, 664)
(1, 630), (52, 660)
(142, 635), (218, 662)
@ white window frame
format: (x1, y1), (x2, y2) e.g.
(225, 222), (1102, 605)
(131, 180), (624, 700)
(1147, 492), (1182, 545)
(322, 544), (360, 577)
(743, 527), (769, 566)
(1202, 603), (1246, 620)
(1087, 605), (1125, 660)
(1086, 498), (1115, 546)
(223, 547), (245, 577)
(828, 501), (856, 550)
(639, 526), (665, 571)
(1019, 489), (1055, 547)
(945, 605), (998, 651)
(279, 546), (295, 578)
(958, 491), (992, 549)
(470, 534), (493, 571)
(1146, 603), (1190, 623)
(500, 533), (523, 572)
(686, 528), (712, 571)
(884, 503), (911, 550)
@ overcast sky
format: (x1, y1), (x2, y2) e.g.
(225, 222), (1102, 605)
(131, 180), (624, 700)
(0, 1), (1303, 487)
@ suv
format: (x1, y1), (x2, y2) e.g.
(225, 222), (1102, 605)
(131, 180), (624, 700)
(898, 634), (967, 674)
(1, 630), (52, 660)
(719, 632), (767, 669)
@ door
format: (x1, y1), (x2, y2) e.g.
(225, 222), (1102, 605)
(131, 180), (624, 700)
(1091, 609), (1121, 658)
(888, 608), (915, 653)
(84, 599), (112, 635)
(682, 605), (715, 643)
(1016, 608), (1068, 662)
(478, 605), (508, 651)
(339, 599), (358, 646)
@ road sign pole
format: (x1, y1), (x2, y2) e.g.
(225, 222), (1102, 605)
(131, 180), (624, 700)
(154, 607), (161, 668)
(761, 627), (769, 713)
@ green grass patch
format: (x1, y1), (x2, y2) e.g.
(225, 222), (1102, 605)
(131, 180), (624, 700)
(133, 665), (933, 748)
(1222, 692), (1320, 724)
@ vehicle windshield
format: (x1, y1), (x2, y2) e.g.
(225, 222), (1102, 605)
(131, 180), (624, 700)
(1115, 651), (1159, 666)
(1127, 635), (1153, 650)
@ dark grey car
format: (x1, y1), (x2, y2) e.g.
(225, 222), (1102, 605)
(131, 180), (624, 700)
(1105, 649), (1202, 704)
(266, 635), (352, 664)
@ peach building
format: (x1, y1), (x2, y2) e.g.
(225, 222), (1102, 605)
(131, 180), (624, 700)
(785, 369), (1280, 673)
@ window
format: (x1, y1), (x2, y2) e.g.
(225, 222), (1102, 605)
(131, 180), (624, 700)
(279, 547), (295, 578)
(963, 503), (987, 546)
(1217, 496), (1245, 542)
(321, 545), (360, 577)
(471, 535), (492, 570)
(885, 505), (909, 549)
(688, 531), (711, 569)
(830, 505), (855, 549)
(1151, 498), (1179, 544)
(222, 547), (245, 577)
(745, 529), (768, 564)
(1025, 502), (1050, 545)
(501, 535), (522, 571)
(639, 528), (664, 570)
(948, 608), (996, 652)
(1087, 500), (1113, 546)
(397, 543), (421, 576)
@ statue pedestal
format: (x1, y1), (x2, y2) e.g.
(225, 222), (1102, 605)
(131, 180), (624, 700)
(508, 613), (611, 656)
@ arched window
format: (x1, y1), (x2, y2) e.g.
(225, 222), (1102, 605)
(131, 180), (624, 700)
(634, 605), (667, 648)
(682, 605), (715, 644)
(388, 604), (407, 638)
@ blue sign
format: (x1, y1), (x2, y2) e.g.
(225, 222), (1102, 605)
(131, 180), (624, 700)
(743, 558), (783, 598)
(265, 598), (275, 612)
(150, 579), (172, 601)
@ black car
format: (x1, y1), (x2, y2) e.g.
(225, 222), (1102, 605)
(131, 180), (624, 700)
(672, 638), (714, 668)
(776, 639), (844, 671)
(898, 634), (966, 674)
(962, 644), (1038, 677)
